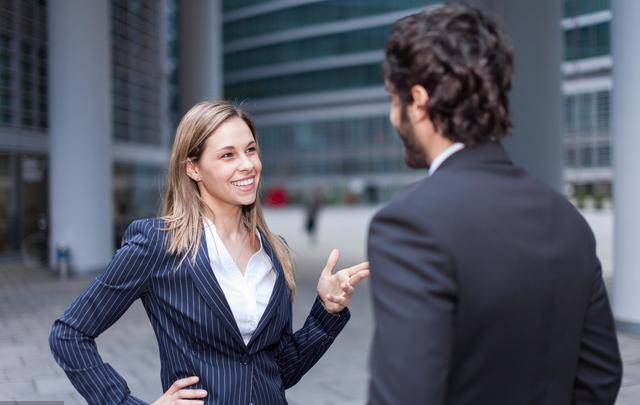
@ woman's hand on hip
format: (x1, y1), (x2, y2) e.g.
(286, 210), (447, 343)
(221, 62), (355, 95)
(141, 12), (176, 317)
(151, 376), (208, 405)
(317, 249), (370, 314)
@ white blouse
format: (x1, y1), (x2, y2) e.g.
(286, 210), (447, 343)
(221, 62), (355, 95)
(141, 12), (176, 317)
(203, 218), (277, 345)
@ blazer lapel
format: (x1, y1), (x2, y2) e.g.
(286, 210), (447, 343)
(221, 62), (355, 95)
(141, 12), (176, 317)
(248, 230), (287, 348)
(187, 227), (245, 347)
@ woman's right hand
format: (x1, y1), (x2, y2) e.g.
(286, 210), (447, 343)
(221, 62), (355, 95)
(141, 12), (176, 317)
(151, 376), (208, 405)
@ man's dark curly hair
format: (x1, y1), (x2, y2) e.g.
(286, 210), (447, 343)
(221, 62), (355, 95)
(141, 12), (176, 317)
(384, 4), (514, 145)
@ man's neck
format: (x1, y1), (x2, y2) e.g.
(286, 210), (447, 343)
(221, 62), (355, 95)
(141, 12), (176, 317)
(426, 133), (455, 166)
(426, 134), (465, 176)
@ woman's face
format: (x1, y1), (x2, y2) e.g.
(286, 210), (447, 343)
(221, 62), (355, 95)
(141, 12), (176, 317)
(188, 117), (262, 210)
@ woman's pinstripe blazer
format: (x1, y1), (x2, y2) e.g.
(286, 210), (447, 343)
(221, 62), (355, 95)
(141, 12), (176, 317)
(49, 218), (350, 405)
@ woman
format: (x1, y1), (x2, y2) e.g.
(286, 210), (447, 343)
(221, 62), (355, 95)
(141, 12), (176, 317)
(49, 101), (370, 405)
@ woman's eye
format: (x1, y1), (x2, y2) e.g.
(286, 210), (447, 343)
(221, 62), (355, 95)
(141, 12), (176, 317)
(221, 153), (233, 159)
(247, 146), (257, 153)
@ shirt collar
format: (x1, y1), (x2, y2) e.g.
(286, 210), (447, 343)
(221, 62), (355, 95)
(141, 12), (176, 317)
(428, 142), (465, 176)
(203, 216), (265, 255)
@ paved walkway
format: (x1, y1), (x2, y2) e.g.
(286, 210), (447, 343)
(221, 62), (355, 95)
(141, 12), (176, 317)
(0, 207), (637, 404)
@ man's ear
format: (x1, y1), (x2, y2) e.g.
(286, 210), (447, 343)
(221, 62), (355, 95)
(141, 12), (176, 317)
(185, 159), (201, 182)
(409, 85), (429, 122)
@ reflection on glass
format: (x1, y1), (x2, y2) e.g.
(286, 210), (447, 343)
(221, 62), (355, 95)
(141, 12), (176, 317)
(114, 162), (165, 243)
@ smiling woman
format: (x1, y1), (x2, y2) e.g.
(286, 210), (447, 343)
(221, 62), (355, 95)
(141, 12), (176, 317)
(187, 119), (262, 213)
(49, 100), (370, 405)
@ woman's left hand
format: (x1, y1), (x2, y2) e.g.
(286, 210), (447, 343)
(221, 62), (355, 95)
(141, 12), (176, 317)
(317, 249), (370, 314)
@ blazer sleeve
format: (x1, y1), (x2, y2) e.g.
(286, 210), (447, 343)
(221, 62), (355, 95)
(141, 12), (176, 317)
(49, 219), (162, 405)
(367, 207), (457, 405)
(572, 259), (622, 405)
(276, 296), (350, 388)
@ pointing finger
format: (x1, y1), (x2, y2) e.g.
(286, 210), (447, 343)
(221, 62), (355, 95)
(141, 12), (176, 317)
(322, 249), (340, 277)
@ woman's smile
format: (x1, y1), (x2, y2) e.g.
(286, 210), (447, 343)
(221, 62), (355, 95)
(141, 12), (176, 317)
(230, 175), (257, 192)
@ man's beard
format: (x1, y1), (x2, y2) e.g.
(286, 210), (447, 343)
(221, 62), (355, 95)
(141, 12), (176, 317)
(396, 107), (428, 169)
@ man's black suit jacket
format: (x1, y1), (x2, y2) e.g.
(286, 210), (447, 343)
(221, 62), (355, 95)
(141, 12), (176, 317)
(367, 142), (622, 405)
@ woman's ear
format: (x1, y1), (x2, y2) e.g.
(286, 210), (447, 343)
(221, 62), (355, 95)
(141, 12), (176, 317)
(185, 159), (201, 182)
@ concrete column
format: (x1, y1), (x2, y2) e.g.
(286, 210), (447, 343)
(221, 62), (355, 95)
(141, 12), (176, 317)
(460, 0), (564, 191)
(179, 0), (222, 114)
(48, 0), (113, 273)
(611, 0), (640, 331)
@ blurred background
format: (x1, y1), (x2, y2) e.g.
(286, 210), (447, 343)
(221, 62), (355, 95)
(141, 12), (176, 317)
(1, 0), (639, 404)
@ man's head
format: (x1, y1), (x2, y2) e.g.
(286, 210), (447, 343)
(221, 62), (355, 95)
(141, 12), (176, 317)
(384, 4), (514, 168)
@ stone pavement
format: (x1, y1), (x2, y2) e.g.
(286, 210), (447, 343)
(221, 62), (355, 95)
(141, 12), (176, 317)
(0, 206), (638, 405)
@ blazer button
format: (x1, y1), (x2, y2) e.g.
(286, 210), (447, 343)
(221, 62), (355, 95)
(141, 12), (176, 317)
(242, 355), (250, 365)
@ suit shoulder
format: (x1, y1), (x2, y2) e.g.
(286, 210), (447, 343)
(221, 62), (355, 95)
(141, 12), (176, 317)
(122, 217), (170, 251)
(375, 176), (450, 219)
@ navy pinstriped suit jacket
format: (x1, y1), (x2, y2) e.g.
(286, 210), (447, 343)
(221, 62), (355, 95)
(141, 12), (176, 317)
(49, 218), (350, 405)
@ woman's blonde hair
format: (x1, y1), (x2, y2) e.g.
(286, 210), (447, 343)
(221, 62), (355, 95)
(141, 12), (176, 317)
(160, 100), (295, 297)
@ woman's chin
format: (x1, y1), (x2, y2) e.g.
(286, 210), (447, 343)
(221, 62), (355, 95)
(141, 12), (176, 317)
(237, 194), (257, 206)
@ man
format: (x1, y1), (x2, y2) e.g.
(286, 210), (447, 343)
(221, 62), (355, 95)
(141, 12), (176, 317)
(367, 5), (622, 405)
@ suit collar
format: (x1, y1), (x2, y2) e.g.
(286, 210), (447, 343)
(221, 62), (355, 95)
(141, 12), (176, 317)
(428, 142), (465, 176)
(186, 224), (287, 350)
(247, 230), (286, 349)
(434, 141), (513, 174)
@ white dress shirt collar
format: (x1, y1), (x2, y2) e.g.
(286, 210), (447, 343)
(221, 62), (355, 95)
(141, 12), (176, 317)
(203, 217), (276, 345)
(428, 142), (465, 176)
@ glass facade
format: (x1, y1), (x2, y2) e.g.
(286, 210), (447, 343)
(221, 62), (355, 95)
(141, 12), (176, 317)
(564, 22), (610, 61)
(0, 31), (11, 125)
(0, 152), (48, 257)
(224, 0), (434, 42)
(223, 1), (437, 202)
(562, 0), (612, 197)
(0, 152), (15, 253)
(0, 1), (177, 258)
(114, 162), (165, 242)
(226, 63), (382, 100)
(111, 0), (164, 144)
(564, 91), (610, 169)
(224, 0), (269, 12)
(225, 25), (390, 72)
(166, 0), (180, 132)
(259, 115), (407, 178)
(0, 0), (48, 130)
(564, 0), (609, 17)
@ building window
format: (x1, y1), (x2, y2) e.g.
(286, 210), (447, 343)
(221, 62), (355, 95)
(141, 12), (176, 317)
(566, 147), (578, 168)
(225, 25), (391, 73)
(564, 22), (610, 61)
(225, 63), (383, 100)
(111, 0), (164, 145)
(564, 0), (610, 18)
(18, 0), (47, 130)
(260, 115), (407, 180)
(596, 143), (610, 167)
(113, 162), (165, 243)
(223, 0), (438, 42)
(579, 145), (593, 168)
(595, 90), (610, 133)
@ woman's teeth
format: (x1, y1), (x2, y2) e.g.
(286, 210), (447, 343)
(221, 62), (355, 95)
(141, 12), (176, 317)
(231, 177), (254, 187)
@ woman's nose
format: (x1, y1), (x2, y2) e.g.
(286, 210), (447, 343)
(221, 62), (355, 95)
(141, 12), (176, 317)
(238, 153), (254, 170)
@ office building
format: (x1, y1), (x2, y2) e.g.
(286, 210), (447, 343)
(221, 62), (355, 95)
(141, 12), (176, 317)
(562, 0), (612, 201)
(222, 0), (442, 203)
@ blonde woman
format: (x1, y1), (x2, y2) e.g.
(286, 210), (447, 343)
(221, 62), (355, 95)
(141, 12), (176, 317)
(49, 101), (370, 405)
